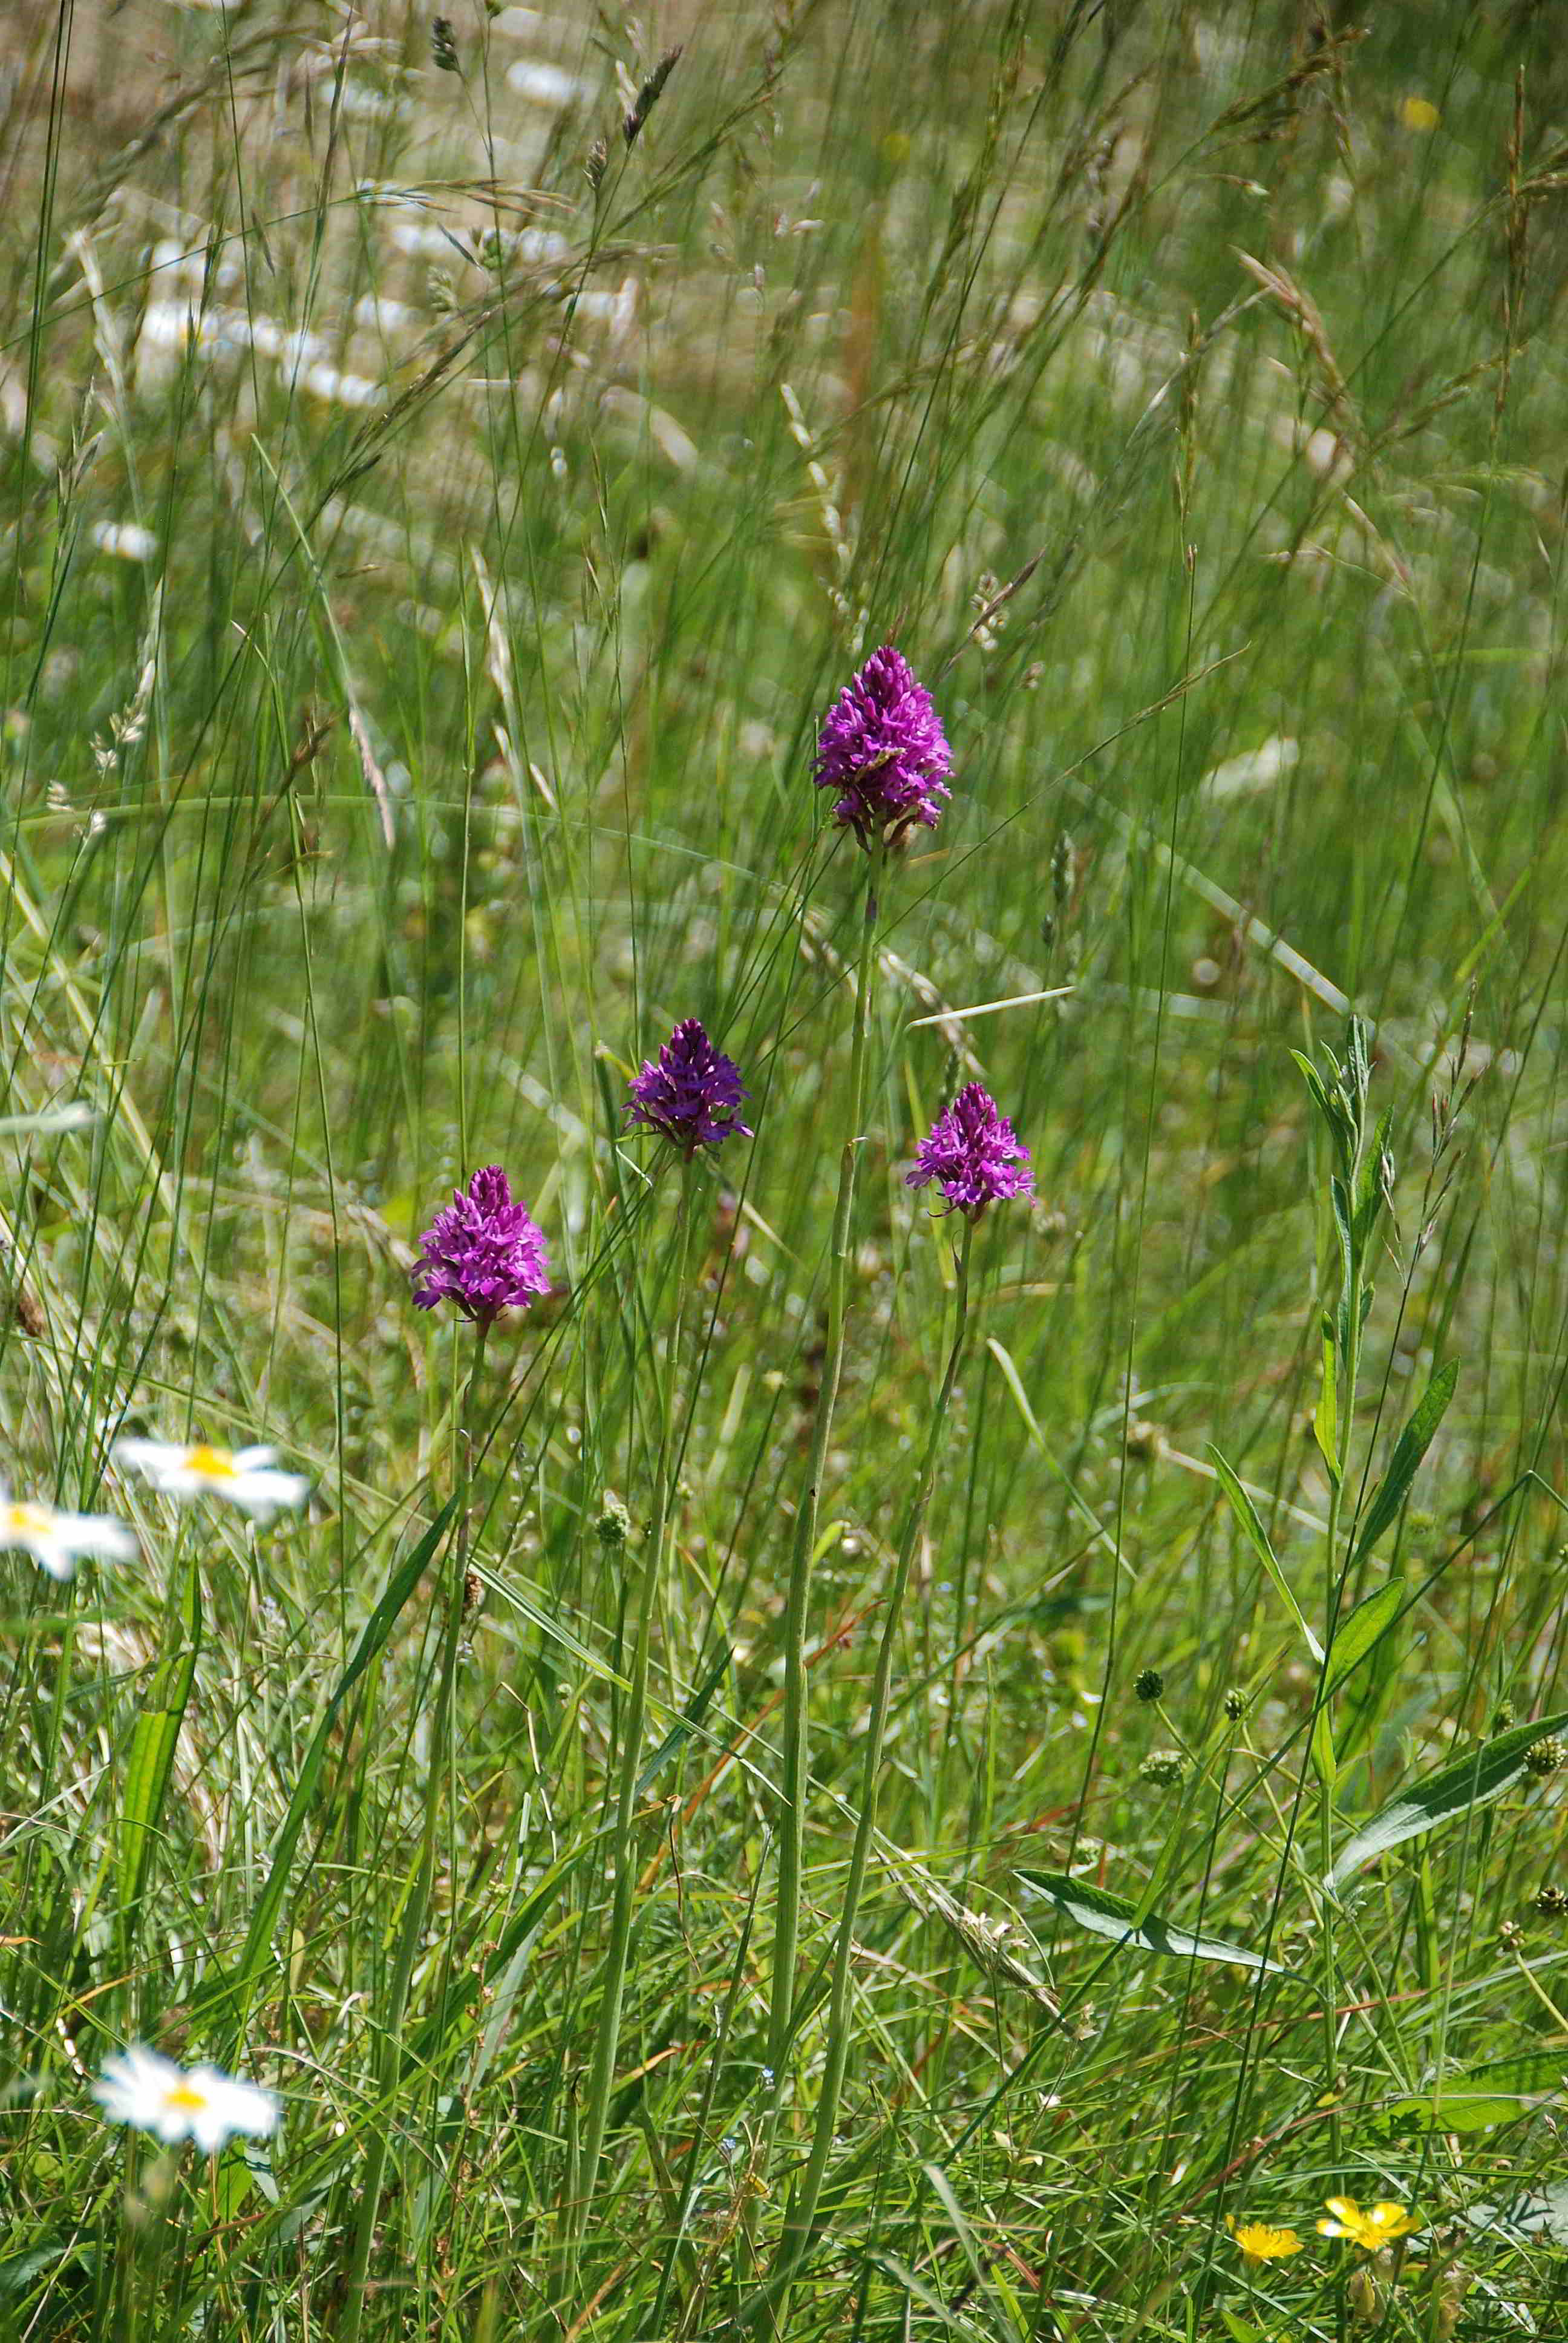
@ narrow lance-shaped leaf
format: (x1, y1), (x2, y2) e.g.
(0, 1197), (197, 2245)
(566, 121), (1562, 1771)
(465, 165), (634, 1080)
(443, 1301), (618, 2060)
(119, 1552), (201, 1914)
(1313, 1319), (1339, 1484)
(1018, 1869), (1286, 1974)
(1312, 1578), (1406, 1786)
(1330, 1174), (1356, 1356)
(1207, 1444), (1324, 1665)
(1350, 1358), (1459, 1571)
(635, 1641), (731, 1797)
(1354, 1105), (1394, 1248)
(1289, 1047), (1333, 1132)
(1325, 1579), (1406, 1699)
(1382, 2044), (1568, 2135)
(1328, 1707), (1568, 1890)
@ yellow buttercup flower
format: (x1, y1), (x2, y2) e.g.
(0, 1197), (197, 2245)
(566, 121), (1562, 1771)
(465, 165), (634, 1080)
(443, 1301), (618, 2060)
(1318, 2196), (1420, 2250)
(1227, 2214), (1305, 2267)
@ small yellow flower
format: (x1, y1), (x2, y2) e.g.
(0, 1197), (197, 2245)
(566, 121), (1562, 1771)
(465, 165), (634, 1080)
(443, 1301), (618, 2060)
(1401, 96), (1440, 134)
(1227, 2215), (1305, 2267)
(1318, 2196), (1420, 2250)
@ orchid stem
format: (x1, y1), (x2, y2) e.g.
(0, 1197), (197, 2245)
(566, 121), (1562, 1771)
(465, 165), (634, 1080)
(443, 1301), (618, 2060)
(763, 1215), (974, 2317)
(576, 1154), (697, 2230)
(768, 840), (884, 2082)
(340, 1316), (489, 2342)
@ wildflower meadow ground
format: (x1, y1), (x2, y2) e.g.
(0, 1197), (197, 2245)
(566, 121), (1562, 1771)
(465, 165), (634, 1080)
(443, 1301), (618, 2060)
(4, 2), (1568, 2337)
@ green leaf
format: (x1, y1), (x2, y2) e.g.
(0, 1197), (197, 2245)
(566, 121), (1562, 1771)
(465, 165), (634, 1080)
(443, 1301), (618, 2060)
(0, 2243), (90, 2297)
(120, 1711), (185, 1909)
(1313, 1323), (1339, 1483)
(1464, 2047), (1568, 2096)
(1017, 1869), (1285, 1974)
(1289, 1048), (1332, 1127)
(1464, 2179), (1568, 2245)
(1330, 1176), (1355, 1355)
(1312, 1579), (1406, 1789)
(1382, 2048), (1566, 2134)
(118, 1555), (201, 1915)
(191, 1498), (457, 2040)
(635, 1643), (731, 1797)
(923, 2164), (1031, 2343)
(1207, 1446), (1324, 1665)
(1387, 2094), (1529, 2135)
(1354, 1106), (1395, 1247)
(1325, 1579), (1406, 1699)
(865, 2256), (994, 2342)
(1328, 1707), (1568, 1890)
(406, 1835), (587, 2065)
(1350, 1360), (1459, 1570)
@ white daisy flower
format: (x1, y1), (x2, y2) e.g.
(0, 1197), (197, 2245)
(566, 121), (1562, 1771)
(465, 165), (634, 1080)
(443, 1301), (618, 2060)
(0, 1486), (138, 1582)
(93, 2044), (279, 2154)
(114, 1439), (310, 1523)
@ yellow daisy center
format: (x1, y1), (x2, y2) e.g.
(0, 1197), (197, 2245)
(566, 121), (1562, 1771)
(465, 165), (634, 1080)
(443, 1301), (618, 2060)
(163, 2082), (210, 2111)
(185, 1445), (238, 1480)
(5, 1501), (56, 1538)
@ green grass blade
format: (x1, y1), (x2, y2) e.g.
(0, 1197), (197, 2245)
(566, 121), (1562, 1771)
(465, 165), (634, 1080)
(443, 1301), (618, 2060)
(191, 1498), (457, 2039)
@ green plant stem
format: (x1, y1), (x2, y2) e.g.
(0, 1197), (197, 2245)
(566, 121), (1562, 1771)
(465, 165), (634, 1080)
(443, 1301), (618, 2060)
(576, 1156), (697, 2230)
(768, 840), (883, 2080)
(1319, 1186), (1366, 2182)
(763, 1216), (974, 2316)
(339, 1316), (490, 2343)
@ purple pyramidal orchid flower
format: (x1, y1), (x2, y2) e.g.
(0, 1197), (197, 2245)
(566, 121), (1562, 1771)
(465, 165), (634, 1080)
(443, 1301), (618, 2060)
(907, 1084), (1034, 1218)
(626, 1018), (753, 1158)
(411, 1166), (550, 1323)
(812, 646), (952, 847)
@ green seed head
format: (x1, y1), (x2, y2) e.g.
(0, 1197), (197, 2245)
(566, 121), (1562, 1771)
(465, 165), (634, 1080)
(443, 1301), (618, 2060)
(596, 1491), (632, 1548)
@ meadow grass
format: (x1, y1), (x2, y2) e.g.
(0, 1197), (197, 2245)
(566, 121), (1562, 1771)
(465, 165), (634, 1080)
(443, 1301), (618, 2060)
(3, 1), (1568, 2335)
